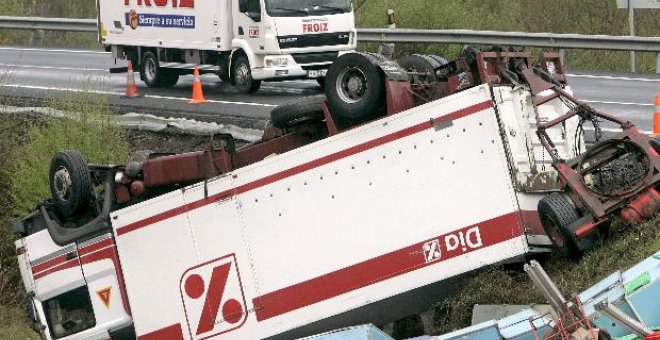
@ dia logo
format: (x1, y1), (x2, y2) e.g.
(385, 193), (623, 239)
(180, 254), (247, 338)
(422, 239), (442, 264)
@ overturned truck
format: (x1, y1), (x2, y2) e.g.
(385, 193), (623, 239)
(12, 48), (660, 340)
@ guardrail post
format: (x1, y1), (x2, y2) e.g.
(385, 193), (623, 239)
(377, 9), (396, 59)
(29, 29), (45, 46)
(629, 3), (636, 73)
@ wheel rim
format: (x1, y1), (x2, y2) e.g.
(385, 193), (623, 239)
(53, 166), (72, 202)
(336, 67), (367, 104)
(145, 57), (157, 83)
(235, 63), (250, 87)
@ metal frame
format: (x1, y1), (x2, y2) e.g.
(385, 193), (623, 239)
(528, 67), (660, 242)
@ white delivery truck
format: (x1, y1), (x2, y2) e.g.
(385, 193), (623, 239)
(96, 0), (357, 93)
(12, 50), (585, 340)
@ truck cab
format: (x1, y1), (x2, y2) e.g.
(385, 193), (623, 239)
(98, 0), (357, 93)
(234, 0), (356, 84)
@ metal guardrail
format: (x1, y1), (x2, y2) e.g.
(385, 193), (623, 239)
(0, 16), (96, 32)
(1, 16), (659, 72)
(358, 28), (660, 53)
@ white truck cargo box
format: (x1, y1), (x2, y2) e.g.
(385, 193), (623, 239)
(110, 84), (532, 339)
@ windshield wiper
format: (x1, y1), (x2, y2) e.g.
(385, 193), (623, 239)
(311, 4), (348, 13)
(272, 7), (310, 15)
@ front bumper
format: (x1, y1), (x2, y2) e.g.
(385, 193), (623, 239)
(252, 50), (352, 81)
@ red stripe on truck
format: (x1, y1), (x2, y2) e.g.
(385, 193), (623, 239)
(33, 258), (81, 280)
(31, 253), (73, 275)
(253, 212), (524, 321)
(137, 323), (184, 340)
(117, 101), (494, 236)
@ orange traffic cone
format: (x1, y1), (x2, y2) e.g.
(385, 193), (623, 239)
(122, 61), (142, 99)
(190, 66), (209, 104)
(653, 95), (660, 137)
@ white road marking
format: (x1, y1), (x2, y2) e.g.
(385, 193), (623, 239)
(0, 84), (277, 107)
(0, 46), (110, 55)
(0, 63), (108, 72)
(581, 99), (653, 107)
(567, 73), (660, 83)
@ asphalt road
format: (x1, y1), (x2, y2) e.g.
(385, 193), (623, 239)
(0, 46), (658, 130)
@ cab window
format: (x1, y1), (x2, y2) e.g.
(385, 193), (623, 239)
(43, 286), (96, 339)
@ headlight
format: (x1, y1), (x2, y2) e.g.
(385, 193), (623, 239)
(265, 57), (289, 67)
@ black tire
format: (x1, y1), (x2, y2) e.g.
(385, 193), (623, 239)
(427, 54), (449, 66)
(158, 70), (179, 88)
(232, 56), (261, 94)
(325, 52), (385, 127)
(140, 51), (165, 88)
(538, 193), (580, 257)
(397, 54), (441, 83)
(218, 72), (230, 82)
(271, 96), (326, 129)
(49, 151), (93, 218)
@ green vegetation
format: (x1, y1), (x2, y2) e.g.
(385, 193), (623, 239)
(0, 93), (129, 338)
(9, 93), (129, 215)
(0, 306), (39, 340)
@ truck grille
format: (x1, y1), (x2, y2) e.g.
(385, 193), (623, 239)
(278, 32), (350, 49)
(292, 52), (338, 65)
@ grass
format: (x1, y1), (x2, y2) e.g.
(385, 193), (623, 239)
(9, 92), (129, 216)
(0, 306), (39, 340)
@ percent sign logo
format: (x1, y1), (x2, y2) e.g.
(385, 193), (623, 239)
(181, 255), (248, 338)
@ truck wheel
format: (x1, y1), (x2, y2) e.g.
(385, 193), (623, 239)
(141, 51), (165, 88)
(427, 54), (449, 67)
(159, 70), (179, 88)
(49, 150), (93, 218)
(271, 95), (326, 129)
(232, 56), (261, 94)
(538, 193), (580, 257)
(397, 54), (440, 83)
(326, 53), (385, 127)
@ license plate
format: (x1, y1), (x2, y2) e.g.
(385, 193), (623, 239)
(308, 70), (327, 78)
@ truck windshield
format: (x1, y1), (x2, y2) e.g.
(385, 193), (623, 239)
(266, 0), (352, 17)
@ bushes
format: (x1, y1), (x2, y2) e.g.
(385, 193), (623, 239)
(9, 94), (129, 216)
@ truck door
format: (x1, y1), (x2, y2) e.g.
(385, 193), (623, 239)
(233, 0), (265, 56)
(24, 231), (93, 339)
(77, 234), (133, 337)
